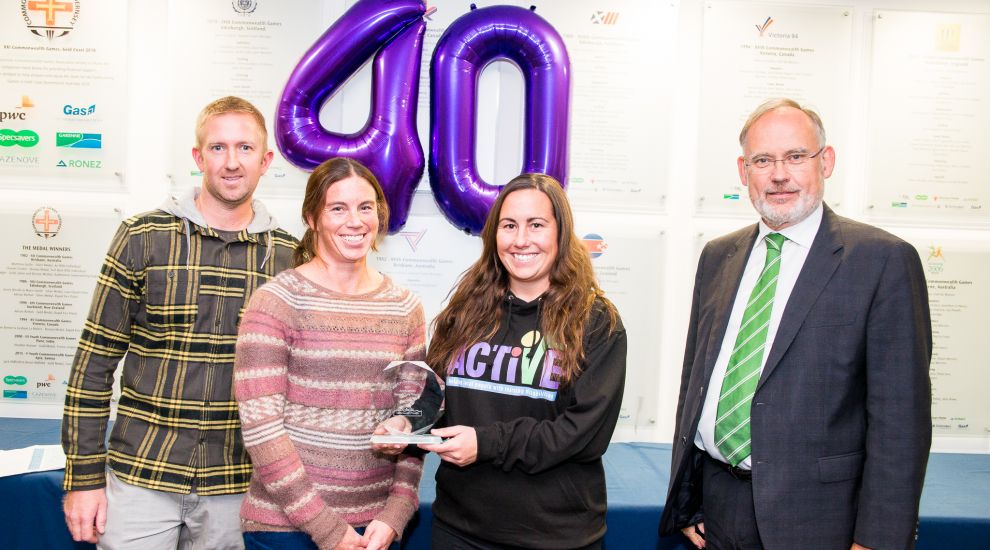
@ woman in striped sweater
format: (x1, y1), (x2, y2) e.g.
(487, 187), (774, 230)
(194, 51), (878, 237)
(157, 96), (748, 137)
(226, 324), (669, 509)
(233, 158), (427, 550)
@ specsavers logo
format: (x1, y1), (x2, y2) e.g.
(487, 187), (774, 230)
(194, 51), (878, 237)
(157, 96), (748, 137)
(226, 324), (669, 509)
(21, 0), (80, 40)
(0, 129), (40, 147)
(4, 375), (28, 385)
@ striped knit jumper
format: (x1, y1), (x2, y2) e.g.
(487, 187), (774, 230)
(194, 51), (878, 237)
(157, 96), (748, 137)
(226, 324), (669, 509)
(234, 269), (427, 548)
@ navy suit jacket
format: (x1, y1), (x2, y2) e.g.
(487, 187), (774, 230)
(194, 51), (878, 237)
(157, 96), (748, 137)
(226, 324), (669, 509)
(660, 206), (932, 549)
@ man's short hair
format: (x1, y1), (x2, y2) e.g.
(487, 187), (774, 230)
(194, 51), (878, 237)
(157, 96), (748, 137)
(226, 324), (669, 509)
(194, 96), (268, 151)
(739, 98), (826, 149)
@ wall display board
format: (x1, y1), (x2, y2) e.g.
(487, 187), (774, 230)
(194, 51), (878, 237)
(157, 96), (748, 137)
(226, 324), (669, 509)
(548, 0), (675, 212)
(0, 0), (128, 187)
(867, 11), (990, 223)
(575, 215), (664, 430)
(910, 240), (989, 438)
(167, 0), (327, 195)
(0, 204), (120, 418)
(369, 215), (480, 324)
(697, 1), (851, 216)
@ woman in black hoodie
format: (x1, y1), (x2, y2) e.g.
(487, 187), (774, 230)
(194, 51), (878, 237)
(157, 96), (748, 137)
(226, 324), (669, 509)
(420, 173), (627, 549)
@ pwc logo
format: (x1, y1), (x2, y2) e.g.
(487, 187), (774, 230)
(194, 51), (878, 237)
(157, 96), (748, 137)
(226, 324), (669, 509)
(1, 96), (35, 123)
(0, 111), (27, 123)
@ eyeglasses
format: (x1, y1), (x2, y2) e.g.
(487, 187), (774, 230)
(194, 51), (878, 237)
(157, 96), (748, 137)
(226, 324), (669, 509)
(744, 146), (825, 172)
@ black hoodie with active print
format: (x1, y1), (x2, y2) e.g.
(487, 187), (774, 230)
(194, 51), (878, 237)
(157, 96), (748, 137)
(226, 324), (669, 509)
(431, 293), (627, 549)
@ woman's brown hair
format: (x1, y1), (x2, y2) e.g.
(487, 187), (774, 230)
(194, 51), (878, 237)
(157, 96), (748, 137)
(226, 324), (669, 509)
(427, 173), (618, 385)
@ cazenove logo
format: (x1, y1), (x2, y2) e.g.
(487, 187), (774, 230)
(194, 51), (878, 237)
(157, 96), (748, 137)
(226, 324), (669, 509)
(4, 375), (28, 385)
(0, 154), (40, 167)
(32, 390), (59, 400)
(0, 129), (40, 147)
(56, 132), (102, 148)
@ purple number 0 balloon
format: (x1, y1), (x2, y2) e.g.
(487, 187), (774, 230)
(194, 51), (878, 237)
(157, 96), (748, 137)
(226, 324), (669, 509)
(429, 5), (571, 235)
(276, 0), (426, 233)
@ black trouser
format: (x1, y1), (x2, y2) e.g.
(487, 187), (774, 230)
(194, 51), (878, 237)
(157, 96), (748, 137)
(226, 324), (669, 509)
(700, 454), (764, 550)
(431, 519), (603, 550)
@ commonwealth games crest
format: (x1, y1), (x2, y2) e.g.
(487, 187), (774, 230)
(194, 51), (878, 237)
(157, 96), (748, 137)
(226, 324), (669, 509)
(232, 0), (258, 14)
(32, 206), (62, 239)
(20, 0), (80, 40)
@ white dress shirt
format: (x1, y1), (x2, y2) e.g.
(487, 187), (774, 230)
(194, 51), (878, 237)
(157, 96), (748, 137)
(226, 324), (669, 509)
(694, 204), (823, 469)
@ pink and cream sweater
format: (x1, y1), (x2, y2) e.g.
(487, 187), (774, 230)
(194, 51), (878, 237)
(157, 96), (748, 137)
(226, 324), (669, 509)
(234, 270), (427, 548)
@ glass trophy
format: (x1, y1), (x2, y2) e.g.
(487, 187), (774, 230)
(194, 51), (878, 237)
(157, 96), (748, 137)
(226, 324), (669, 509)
(370, 360), (445, 445)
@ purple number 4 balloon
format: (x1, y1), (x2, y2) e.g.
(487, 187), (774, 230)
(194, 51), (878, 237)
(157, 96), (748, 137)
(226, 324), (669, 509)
(276, 0), (426, 233)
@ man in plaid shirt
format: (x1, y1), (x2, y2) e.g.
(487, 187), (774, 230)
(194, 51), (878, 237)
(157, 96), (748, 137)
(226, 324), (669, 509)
(61, 96), (299, 549)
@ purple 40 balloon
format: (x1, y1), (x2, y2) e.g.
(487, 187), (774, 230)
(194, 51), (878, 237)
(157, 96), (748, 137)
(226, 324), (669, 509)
(277, 0), (570, 235)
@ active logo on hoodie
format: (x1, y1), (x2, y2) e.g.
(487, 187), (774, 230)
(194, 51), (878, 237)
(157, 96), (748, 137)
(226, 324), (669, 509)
(446, 330), (560, 401)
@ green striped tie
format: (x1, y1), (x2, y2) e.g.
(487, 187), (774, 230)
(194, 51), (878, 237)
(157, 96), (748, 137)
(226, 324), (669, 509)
(715, 233), (786, 466)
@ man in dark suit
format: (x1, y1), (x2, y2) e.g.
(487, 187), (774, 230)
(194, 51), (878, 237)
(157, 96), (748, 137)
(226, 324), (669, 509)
(660, 98), (932, 549)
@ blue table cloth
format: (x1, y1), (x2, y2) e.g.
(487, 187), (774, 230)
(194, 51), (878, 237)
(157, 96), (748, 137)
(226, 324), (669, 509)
(2, 418), (987, 549)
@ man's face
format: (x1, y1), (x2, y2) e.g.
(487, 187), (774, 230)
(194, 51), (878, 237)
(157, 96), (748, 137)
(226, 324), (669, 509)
(192, 113), (273, 208)
(737, 107), (834, 230)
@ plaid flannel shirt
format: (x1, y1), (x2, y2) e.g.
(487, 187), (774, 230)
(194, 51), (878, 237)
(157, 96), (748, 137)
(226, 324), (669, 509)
(62, 206), (298, 495)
